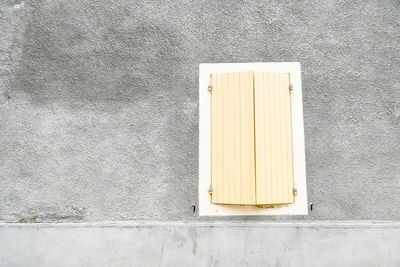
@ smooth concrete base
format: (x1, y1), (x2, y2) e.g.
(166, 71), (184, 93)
(1, 221), (399, 267)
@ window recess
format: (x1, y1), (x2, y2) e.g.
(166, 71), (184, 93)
(199, 63), (307, 216)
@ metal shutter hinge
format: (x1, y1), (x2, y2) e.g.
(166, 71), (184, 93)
(208, 84), (212, 92)
(208, 185), (213, 195)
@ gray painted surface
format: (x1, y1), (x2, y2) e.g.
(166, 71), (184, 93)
(0, 0), (399, 222)
(1, 221), (400, 267)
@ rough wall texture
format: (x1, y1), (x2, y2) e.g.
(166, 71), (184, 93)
(0, 0), (399, 222)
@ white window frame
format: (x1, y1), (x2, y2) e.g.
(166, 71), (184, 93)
(199, 62), (308, 216)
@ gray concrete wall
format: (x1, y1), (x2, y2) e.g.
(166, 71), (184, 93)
(1, 0), (399, 222)
(1, 221), (400, 267)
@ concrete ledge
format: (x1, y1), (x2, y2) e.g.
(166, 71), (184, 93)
(1, 220), (400, 228)
(1, 221), (399, 266)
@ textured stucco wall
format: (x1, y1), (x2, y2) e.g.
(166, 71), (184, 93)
(0, 0), (399, 222)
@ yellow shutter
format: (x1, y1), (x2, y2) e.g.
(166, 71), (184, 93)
(210, 71), (294, 205)
(254, 72), (294, 205)
(210, 71), (256, 204)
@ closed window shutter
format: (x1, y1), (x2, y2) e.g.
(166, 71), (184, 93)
(210, 71), (294, 205)
(254, 72), (294, 205)
(210, 71), (256, 204)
